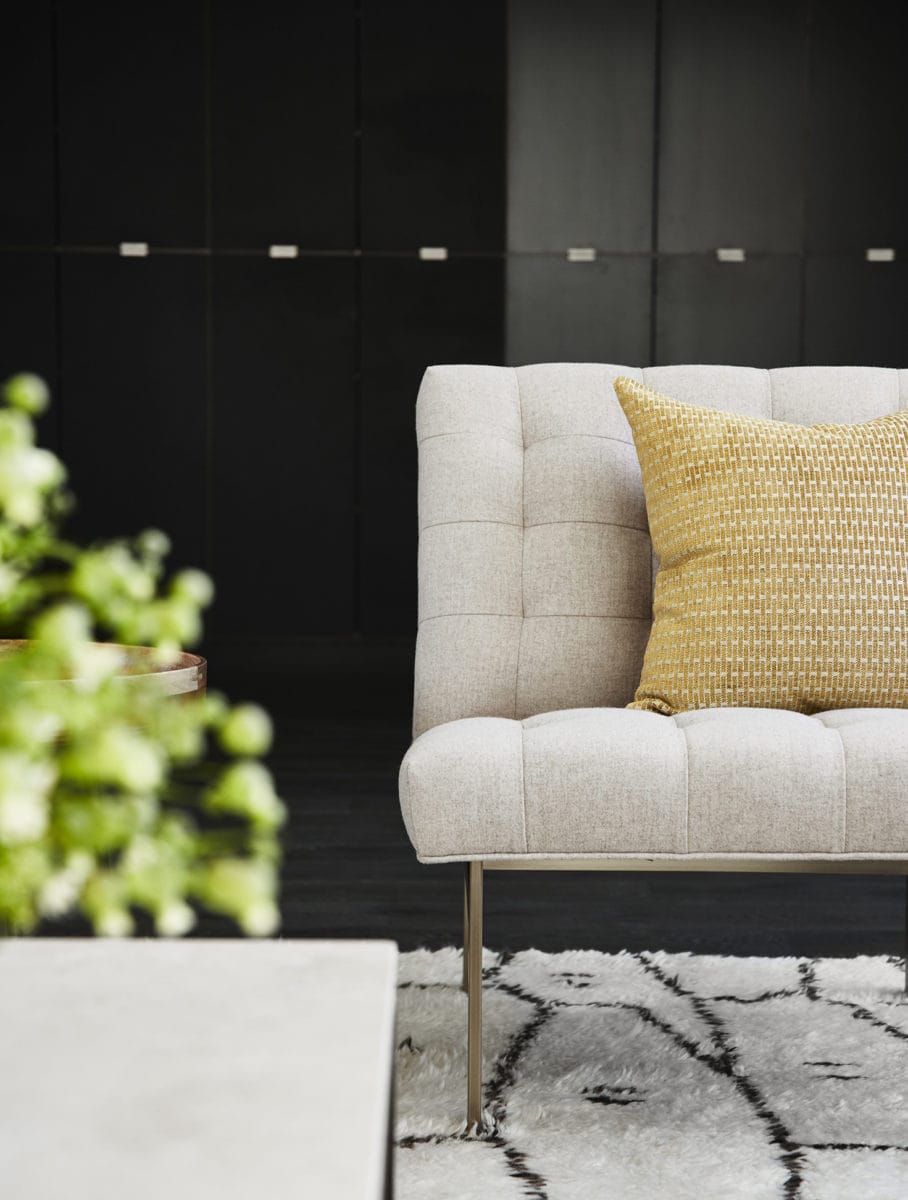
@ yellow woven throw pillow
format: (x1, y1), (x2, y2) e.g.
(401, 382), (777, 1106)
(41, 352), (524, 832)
(614, 376), (908, 716)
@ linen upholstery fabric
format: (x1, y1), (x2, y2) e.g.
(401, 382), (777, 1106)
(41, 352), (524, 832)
(614, 376), (908, 716)
(413, 364), (908, 736)
(399, 706), (908, 862)
(406, 364), (908, 864)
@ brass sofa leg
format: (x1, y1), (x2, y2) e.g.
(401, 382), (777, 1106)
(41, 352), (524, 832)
(461, 864), (470, 992)
(465, 861), (483, 1127)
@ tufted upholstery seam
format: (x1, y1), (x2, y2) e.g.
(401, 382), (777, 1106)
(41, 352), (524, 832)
(814, 713), (849, 853)
(832, 723), (848, 853)
(676, 717), (691, 853)
(528, 519), (649, 534)
(421, 519), (523, 532)
(418, 613), (521, 624)
(418, 429), (521, 447)
(420, 518), (649, 535)
(519, 722), (529, 853)
(513, 368), (526, 720)
(524, 432), (634, 449)
(891, 368), (902, 415)
(417, 612), (652, 625)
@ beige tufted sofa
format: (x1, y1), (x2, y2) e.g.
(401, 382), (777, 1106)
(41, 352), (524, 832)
(398, 363), (908, 1124)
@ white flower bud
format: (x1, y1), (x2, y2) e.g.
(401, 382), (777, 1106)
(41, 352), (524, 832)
(152, 640), (182, 667)
(5, 373), (49, 415)
(158, 595), (201, 644)
(136, 528), (171, 560)
(0, 409), (32, 448)
(72, 545), (154, 605)
(64, 726), (164, 793)
(156, 901), (196, 937)
(0, 791), (49, 844)
(38, 857), (92, 916)
(96, 908), (134, 938)
(121, 835), (159, 872)
(4, 488), (42, 528)
(4, 705), (62, 748)
(219, 704), (273, 757)
(201, 858), (278, 923)
(207, 761), (285, 829)
(31, 604), (91, 654)
(240, 901), (280, 937)
(0, 754), (55, 845)
(172, 569), (214, 607)
(18, 447), (63, 489)
(0, 446), (64, 527)
(0, 562), (20, 600)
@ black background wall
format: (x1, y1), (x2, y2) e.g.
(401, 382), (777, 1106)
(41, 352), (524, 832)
(1, 1), (906, 702)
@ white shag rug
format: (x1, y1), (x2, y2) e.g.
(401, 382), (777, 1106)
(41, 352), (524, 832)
(395, 948), (908, 1200)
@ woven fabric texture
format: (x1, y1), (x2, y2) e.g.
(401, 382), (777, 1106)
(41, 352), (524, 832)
(615, 377), (908, 716)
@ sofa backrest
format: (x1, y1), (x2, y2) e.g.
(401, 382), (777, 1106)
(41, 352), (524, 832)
(413, 363), (908, 736)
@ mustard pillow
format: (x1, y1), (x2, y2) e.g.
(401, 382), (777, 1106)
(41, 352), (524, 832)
(614, 376), (908, 716)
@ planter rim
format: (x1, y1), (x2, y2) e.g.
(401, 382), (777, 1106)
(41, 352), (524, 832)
(0, 640), (207, 695)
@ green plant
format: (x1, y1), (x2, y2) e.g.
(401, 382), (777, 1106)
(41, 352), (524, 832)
(0, 373), (284, 936)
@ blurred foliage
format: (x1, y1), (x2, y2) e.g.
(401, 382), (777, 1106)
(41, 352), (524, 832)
(0, 373), (283, 937)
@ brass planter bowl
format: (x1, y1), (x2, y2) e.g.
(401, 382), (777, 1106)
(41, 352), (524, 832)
(0, 640), (207, 697)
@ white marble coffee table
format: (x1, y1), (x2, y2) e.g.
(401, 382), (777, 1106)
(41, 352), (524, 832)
(0, 938), (398, 1199)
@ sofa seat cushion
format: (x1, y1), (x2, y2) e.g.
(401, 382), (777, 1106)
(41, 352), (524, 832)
(399, 706), (908, 862)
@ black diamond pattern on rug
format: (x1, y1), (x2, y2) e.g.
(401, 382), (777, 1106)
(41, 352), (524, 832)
(395, 948), (908, 1200)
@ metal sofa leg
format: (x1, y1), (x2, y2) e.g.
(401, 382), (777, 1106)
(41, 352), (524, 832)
(461, 864), (470, 992)
(465, 861), (484, 1127)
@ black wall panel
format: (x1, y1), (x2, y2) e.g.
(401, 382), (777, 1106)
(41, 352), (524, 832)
(656, 257), (801, 367)
(211, 259), (355, 634)
(360, 258), (504, 631)
(1, 7), (55, 245)
(4, 5), (906, 642)
(0, 253), (58, 449)
(805, 260), (908, 367)
(508, 0), (656, 253)
(211, 5), (355, 248)
(60, 256), (206, 567)
(0, 254), (56, 389)
(806, 1), (908, 252)
(658, 0), (808, 253)
(361, 1), (506, 250)
(506, 256), (650, 365)
(57, 1), (206, 246)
